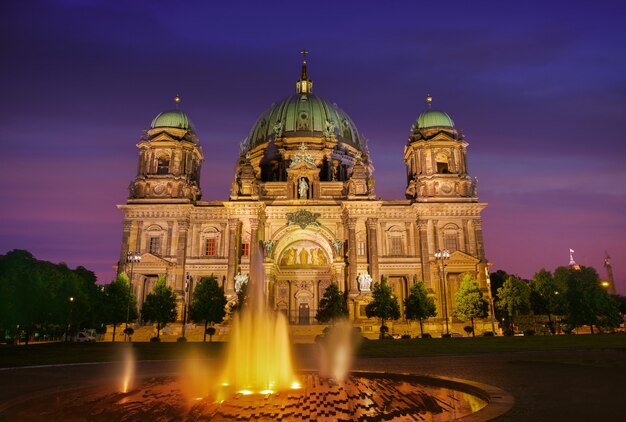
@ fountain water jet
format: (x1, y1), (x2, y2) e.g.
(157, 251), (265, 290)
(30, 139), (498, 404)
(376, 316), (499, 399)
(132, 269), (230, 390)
(119, 343), (135, 393)
(217, 250), (298, 398)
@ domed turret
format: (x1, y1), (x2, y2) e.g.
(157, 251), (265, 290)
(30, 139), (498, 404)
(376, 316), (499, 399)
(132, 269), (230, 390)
(151, 111), (194, 131)
(404, 95), (476, 202)
(412, 95), (454, 130)
(128, 96), (203, 203)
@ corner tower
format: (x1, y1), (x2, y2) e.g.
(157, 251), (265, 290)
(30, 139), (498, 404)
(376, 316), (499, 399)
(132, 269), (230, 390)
(128, 97), (203, 203)
(404, 95), (476, 202)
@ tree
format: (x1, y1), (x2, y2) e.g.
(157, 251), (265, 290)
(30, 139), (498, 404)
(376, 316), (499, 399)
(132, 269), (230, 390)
(365, 277), (401, 339)
(454, 274), (488, 337)
(141, 276), (177, 339)
(529, 269), (561, 320)
(611, 295), (626, 315)
(316, 283), (348, 324)
(404, 281), (437, 337)
(554, 266), (621, 333)
(496, 276), (530, 329)
(488, 269), (510, 322)
(188, 275), (227, 342)
(104, 273), (137, 342)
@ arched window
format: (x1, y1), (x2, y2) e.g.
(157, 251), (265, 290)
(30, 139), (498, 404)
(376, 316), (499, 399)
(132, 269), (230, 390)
(436, 152), (449, 174)
(157, 156), (170, 174)
(442, 224), (460, 252)
(386, 225), (405, 256)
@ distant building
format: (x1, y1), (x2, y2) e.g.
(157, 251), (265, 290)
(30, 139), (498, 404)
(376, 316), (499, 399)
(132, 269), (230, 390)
(116, 56), (489, 326)
(602, 251), (616, 295)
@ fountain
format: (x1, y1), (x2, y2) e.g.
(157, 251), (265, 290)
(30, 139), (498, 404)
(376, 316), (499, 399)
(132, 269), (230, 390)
(216, 251), (299, 398)
(0, 250), (513, 420)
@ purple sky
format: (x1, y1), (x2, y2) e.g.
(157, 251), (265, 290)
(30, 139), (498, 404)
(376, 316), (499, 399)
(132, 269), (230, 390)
(1, 1), (625, 293)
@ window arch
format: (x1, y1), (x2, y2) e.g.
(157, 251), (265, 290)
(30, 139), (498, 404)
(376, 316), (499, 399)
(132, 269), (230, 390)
(435, 151), (450, 174)
(157, 155), (170, 174)
(386, 225), (405, 256)
(145, 224), (165, 255)
(201, 226), (221, 257)
(441, 223), (460, 252)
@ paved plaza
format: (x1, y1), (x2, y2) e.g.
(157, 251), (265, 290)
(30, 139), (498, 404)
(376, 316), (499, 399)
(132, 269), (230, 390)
(1, 347), (624, 420)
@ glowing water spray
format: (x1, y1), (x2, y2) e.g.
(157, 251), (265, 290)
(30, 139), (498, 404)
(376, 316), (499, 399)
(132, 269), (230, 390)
(218, 250), (299, 397)
(119, 344), (135, 393)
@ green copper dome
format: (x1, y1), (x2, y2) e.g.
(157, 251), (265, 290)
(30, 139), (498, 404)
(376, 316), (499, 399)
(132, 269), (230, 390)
(415, 109), (454, 129)
(151, 110), (194, 131)
(247, 93), (361, 150)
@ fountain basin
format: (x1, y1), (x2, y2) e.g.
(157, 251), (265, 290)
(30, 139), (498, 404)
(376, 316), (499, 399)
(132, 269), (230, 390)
(0, 370), (513, 421)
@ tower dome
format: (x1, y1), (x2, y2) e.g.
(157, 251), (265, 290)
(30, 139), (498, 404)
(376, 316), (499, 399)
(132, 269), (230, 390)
(413, 95), (454, 130)
(151, 109), (195, 131)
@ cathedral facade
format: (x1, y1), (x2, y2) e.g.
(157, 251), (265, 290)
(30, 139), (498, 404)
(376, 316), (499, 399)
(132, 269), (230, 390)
(117, 57), (489, 330)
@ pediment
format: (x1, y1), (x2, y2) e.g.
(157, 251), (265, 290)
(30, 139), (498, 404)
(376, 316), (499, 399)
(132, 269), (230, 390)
(447, 250), (480, 265)
(138, 253), (175, 267)
(150, 132), (181, 143)
(288, 160), (318, 170)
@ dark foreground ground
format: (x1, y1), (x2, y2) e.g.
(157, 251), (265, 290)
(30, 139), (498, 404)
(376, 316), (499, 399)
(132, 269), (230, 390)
(1, 336), (625, 421)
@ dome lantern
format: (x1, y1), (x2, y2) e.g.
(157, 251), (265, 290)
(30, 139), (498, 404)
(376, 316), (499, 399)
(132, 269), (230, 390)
(295, 49), (313, 95)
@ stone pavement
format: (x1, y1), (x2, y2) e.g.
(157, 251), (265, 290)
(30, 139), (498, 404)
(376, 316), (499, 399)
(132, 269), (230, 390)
(1, 348), (624, 421)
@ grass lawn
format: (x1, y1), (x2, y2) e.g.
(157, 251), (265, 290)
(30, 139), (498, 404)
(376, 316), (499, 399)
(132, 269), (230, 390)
(356, 333), (626, 357)
(1, 334), (624, 368)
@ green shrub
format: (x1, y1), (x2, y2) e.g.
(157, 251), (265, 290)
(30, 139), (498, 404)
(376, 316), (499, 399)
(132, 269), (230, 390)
(149, 336), (160, 342)
(523, 329), (535, 336)
(463, 326), (474, 335)
(503, 329), (515, 336)
(482, 331), (495, 337)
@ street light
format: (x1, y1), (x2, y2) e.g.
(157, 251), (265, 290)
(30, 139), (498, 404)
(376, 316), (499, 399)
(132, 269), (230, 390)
(66, 296), (75, 342)
(125, 251), (141, 342)
(434, 249), (450, 336)
(182, 273), (192, 340)
(485, 269), (496, 335)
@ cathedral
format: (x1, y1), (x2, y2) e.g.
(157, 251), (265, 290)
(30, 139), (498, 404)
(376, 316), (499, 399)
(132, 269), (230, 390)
(117, 54), (489, 331)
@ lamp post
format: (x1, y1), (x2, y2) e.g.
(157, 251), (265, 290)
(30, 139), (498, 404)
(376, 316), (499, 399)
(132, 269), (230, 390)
(486, 272), (496, 335)
(434, 249), (450, 336)
(66, 296), (75, 342)
(125, 251), (141, 342)
(182, 273), (191, 340)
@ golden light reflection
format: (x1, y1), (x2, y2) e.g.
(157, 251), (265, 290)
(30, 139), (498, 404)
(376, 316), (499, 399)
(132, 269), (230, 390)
(217, 251), (300, 400)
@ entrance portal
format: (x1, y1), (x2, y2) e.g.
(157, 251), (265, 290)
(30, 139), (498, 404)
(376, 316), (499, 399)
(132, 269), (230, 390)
(298, 303), (310, 325)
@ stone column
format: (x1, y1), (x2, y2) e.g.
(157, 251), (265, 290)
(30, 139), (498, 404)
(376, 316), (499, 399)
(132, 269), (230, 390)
(175, 219), (190, 292)
(118, 220), (132, 274)
(225, 218), (239, 296)
(449, 149), (457, 173)
(366, 218), (379, 283)
(404, 221), (413, 256)
(475, 219), (485, 261)
(417, 220), (431, 284)
(462, 149), (469, 174)
(347, 217), (358, 295)
(249, 217), (259, 268)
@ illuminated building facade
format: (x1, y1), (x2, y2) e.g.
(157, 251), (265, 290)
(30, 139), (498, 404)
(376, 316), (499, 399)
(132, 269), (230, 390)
(117, 55), (489, 330)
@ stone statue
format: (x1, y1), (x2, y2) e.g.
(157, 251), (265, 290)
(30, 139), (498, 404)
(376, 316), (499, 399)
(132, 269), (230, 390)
(323, 119), (336, 137)
(331, 240), (344, 256)
(234, 272), (248, 293)
(273, 120), (283, 138)
(298, 178), (309, 199)
(358, 272), (373, 292)
(239, 137), (248, 154)
(263, 240), (275, 257)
